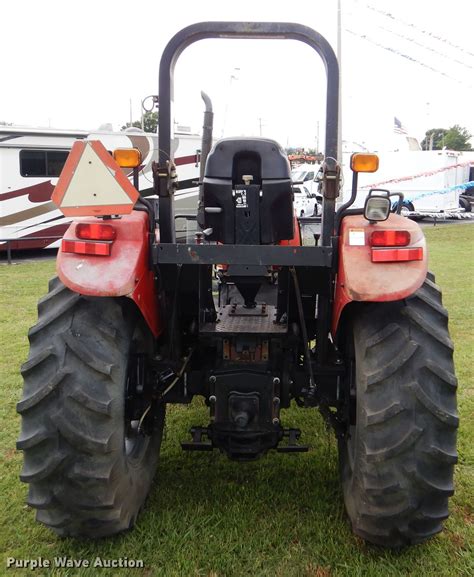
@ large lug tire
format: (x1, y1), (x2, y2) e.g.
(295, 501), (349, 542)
(339, 273), (458, 547)
(17, 277), (165, 538)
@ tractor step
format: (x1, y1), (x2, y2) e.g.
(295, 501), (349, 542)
(180, 427), (213, 451)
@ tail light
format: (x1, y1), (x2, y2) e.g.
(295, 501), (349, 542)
(370, 230), (410, 247)
(62, 239), (111, 256)
(371, 247), (423, 262)
(370, 229), (422, 262)
(62, 222), (116, 256)
(76, 223), (116, 241)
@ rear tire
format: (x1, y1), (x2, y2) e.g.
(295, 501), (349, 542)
(459, 195), (472, 212)
(17, 277), (164, 538)
(339, 274), (458, 547)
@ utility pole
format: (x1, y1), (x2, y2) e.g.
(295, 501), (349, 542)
(222, 67), (240, 137)
(337, 0), (342, 163)
(258, 117), (264, 136)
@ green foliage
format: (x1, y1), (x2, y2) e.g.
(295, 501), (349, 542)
(421, 125), (472, 151)
(121, 111), (158, 133)
(421, 128), (448, 150)
(444, 124), (473, 151)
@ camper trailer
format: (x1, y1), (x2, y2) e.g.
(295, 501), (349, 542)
(0, 126), (202, 249)
(341, 149), (472, 216)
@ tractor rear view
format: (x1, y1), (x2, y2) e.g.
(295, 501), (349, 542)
(17, 22), (457, 547)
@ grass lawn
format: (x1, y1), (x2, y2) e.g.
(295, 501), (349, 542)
(0, 224), (473, 577)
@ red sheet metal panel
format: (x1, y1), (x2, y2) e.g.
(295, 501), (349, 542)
(57, 211), (161, 337)
(332, 213), (427, 335)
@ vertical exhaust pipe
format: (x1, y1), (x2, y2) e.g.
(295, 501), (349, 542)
(198, 91), (213, 229)
(200, 91), (214, 182)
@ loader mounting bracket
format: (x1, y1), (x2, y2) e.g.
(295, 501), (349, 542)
(152, 160), (178, 198)
(321, 157), (341, 200)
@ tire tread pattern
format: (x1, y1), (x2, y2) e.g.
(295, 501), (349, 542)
(340, 273), (458, 547)
(17, 277), (164, 538)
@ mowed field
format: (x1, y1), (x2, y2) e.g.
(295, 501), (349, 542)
(0, 224), (472, 577)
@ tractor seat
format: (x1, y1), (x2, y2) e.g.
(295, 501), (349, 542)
(200, 137), (294, 244)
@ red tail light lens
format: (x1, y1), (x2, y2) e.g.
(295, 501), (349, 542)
(76, 223), (116, 241)
(371, 247), (423, 262)
(62, 239), (111, 256)
(370, 230), (410, 247)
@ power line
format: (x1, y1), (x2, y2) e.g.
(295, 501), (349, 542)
(350, 16), (473, 71)
(362, 2), (474, 59)
(345, 28), (474, 88)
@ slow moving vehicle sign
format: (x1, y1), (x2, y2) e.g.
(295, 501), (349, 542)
(52, 140), (139, 216)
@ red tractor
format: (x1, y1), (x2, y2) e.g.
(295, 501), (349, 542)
(17, 22), (457, 547)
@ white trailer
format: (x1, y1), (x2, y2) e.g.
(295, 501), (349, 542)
(0, 126), (202, 249)
(341, 149), (472, 215)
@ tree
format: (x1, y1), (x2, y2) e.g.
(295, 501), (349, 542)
(421, 125), (472, 151)
(121, 111), (158, 133)
(421, 128), (447, 150)
(444, 124), (472, 151)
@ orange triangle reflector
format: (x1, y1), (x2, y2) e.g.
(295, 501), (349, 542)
(52, 140), (140, 216)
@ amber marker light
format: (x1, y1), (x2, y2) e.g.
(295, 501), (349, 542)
(350, 153), (379, 173)
(113, 148), (142, 168)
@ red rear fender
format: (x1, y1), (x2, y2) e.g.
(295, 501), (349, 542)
(57, 211), (162, 337)
(332, 214), (427, 335)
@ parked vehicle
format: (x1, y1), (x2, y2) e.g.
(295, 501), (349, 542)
(291, 163), (322, 216)
(17, 21), (457, 548)
(0, 126), (202, 249)
(341, 149), (472, 216)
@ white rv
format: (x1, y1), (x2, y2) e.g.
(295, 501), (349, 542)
(0, 126), (202, 249)
(341, 149), (472, 216)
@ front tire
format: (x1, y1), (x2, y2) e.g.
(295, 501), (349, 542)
(17, 278), (164, 538)
(339, 274), (458, 547)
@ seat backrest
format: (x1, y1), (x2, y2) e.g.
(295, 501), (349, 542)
(201, 137), (294, 244)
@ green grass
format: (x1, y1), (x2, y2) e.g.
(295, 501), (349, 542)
(1, 224), (473, 577)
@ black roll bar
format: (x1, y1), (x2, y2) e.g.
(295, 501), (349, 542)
(158, 21), (339, 245)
